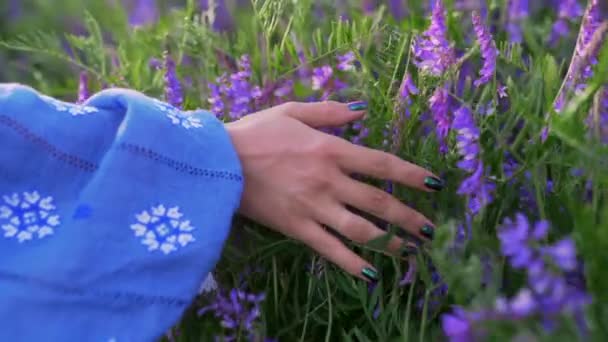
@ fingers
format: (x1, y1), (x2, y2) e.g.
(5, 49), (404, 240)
(294, 220), (379, 282)
(314, 202), (407, 254)
(333, 141), (445, 193)
(281, 100), (367, 128)
(336, 177), (435, 241)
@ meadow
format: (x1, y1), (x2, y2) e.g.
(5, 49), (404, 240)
(1, 0), (608, 341)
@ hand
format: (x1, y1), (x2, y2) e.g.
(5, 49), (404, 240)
(225, 101), (444, 282)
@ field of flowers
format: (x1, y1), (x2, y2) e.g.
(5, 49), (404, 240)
(1, 0), (608, 341)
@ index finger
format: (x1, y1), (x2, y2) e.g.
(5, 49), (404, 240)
(332, 139), (444, 192)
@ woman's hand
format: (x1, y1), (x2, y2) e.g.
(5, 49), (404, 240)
(225, 101), (444, 282)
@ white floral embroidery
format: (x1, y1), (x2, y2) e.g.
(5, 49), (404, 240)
(130, 204), (195, 254)
(40, 95), (98, 116)
(199, 272), (218, 294)
(153, 99), (203, 129)
(1, 191), (60, 242)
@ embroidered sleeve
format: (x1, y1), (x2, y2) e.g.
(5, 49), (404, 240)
(0, 84), (243, 341)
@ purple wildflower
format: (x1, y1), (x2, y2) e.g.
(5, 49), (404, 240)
(412, 0), (456, 76)
(272, 79), (293, 98)
(472, 12), (498, 87)
(128, 0), (159, 27)
(441, 308), (475, 342)
(351, 121), (369, 145)
(208, 82), (225, 117)
(399, 73), (419, 103)
(550, 0), (583, 44)
(498, 84), (508, 98)
(208, 55), (262, 120)
(399, 258), (417, 286)
(557, 0), (606, 109)
(198, 287), (266, 341)
(211, 0), (234, 32)
(311, 64), (347, 100)
(337, 52), (356, 72)
(429, 85), (451, 154)
(77, 71), (89, 104)
(498, 214), (591, 328)
(362, 0), (377, 15)
(388, 0), (406, 21)
(163, 53), (183, 109)
(148, 57), (162, 70)
(312, 65), (333, 91)
(453, 106), (495, 215)
(506, 0), (529, 43)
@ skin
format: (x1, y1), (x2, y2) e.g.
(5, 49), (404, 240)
(225, 101), (440, 281)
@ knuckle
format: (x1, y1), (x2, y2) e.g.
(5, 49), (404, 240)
(368, 188), (392, 216)
(281, 101), (299, 112)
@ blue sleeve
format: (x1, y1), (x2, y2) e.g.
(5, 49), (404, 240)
(0, 84), (243, 342)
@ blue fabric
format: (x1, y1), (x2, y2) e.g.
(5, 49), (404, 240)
(0, 84), (243, 341)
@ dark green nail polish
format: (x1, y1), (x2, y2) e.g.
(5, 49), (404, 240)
(361, 267), (379, 282)
(424, 176), (445, 191)
(401, 246), (418, 257)
(420, 225), (435, 240)
(348, 101), (368, 111)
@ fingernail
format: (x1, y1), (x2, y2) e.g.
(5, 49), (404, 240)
(420, 224), (435, 240)
(348, 101), (368, 111)
(361, 267), (379, 282)
(424, 176), (445, 191)
(401, 246), (418, 257)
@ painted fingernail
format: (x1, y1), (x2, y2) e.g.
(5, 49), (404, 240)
(401, 246), (418, 257)
(361, 267), (379, 282)
(420, 224), (435, 240)
(424, 176), (445, 191)
(348, 101), (368, 111)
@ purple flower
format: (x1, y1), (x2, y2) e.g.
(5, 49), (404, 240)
(441, 308), (474, 342)
(543, 238), (577, 271)
(556, 0), (606, 111)
(498, 214), (591, 328)
(399, 259), (417, 286)
(206, 55), (262, 120)
(506, 0), (529, 43)
(472, 12), (498, 87)
(388, 0), (407, 21)
(399, 73), (419, 103)
(273, 79), (293, 98)
(337, 52), (356, 71)
(128, 0), (159, 27)
(208, 82), (225, 117)
(312, 65), (333, 91)
(429, 85), (451, 154)
(550, 0), (583, 43)
(163, 53), (183, 109)
(211, 0), (234, 32)
(509, 288), (537, 317)
(350, 121), (369, 145)
(198, 287), (266, 340)
(498, 84), (508, 98)
(412, 0), (455, 76)
(362, 0), (377, 15)
(77, 71), (89, 104)
(148, 57), (162, 70)
(453, 106), (480, 172)
(311, 64), (346, 100)
(453, 106), (494, 215)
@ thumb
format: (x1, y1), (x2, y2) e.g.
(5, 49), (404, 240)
(283, 101), (367, 128)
